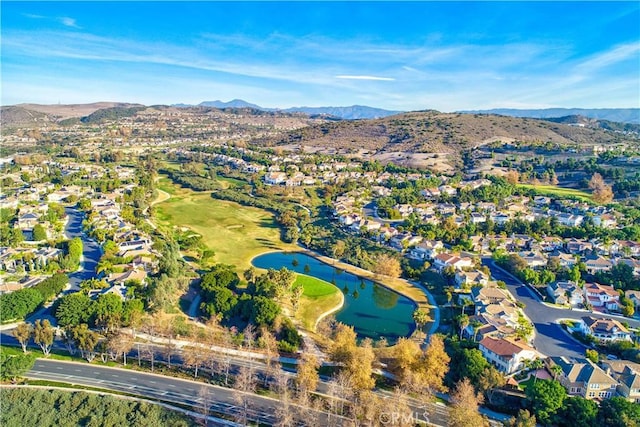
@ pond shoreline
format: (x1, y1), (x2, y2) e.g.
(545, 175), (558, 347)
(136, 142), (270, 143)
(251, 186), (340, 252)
(251, 247), (433, 343)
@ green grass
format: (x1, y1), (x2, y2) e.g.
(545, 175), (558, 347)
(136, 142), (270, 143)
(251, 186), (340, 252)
(293, 274), (343, 331)
(295, 274), (338, 297)
(518, 184), (592, 202)
(154, 177), (297, 272)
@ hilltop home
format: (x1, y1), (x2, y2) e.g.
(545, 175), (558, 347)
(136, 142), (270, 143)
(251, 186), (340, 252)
(578, 317), (632, 343)
(549, 357), (618, 400)
(584, 282), (620, 311)
(479, 337), (541, 374)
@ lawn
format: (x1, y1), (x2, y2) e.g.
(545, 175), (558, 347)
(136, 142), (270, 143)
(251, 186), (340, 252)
(518, 184), (592, 202)
(293, 274), (343, 331)
(154, 177), (297, 272)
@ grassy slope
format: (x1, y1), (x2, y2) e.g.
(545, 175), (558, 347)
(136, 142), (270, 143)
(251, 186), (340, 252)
(518, 183), (593, 202)
(154, 177), (297, 272)
(155, 178), (342, 330)
(293, 274), (343, 330)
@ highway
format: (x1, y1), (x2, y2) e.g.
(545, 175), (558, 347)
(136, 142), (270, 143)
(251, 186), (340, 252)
(483, 258), (640, 358)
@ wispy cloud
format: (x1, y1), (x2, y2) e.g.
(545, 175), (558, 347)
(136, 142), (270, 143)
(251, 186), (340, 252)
(59, 17), (80, 29)
(22, 13), (81, 29)
(335, 75), (395, 81)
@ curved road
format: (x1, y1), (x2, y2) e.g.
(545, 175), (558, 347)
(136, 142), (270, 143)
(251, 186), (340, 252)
(483, 258), (640, 358)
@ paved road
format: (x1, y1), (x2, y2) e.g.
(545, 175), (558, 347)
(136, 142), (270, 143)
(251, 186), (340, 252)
(64, 207), (102, 291)
(363, 202), (403, 224)
(27, 359), (287, 425)
(482, 258), (640, 358)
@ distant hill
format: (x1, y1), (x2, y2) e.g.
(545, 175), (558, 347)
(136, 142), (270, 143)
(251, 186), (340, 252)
(198, 99), (264, 109)
(0, 102), (145, 127)
(541, 115), (640, 134)
(80, 106), (147, 124)
(252, 111), (640, 170)
(459, 108), (640, 124)
(176, 99), (401, 119)
(282, 105), (401, 120)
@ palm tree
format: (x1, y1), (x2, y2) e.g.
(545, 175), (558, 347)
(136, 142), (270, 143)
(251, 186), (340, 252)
(458, 314), (469, 340)
(412, 308), (431, 331)
(550, 364), (563, 381)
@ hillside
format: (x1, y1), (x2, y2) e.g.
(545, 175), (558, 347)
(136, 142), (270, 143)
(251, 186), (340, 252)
(541, 115), (640, 134)
(252, 111), (640, 171)
(1, 102), (144, 127)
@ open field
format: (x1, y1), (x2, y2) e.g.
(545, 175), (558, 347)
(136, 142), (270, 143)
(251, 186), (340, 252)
(518, 184), (593, 202)
(154, 177), (297, 272)
(293, 274), (343, 330)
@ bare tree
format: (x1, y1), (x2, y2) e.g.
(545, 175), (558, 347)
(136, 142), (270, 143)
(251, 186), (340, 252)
(196, 385), (211, 426)
(233, 365), (257, 426)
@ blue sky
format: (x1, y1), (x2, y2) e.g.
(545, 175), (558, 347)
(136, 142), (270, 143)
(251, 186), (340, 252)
(2, 2), (639, 111)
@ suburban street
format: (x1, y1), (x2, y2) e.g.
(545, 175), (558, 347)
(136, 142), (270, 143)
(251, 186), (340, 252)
(64, 207), (102, 291)
(483, 258), (640, 358)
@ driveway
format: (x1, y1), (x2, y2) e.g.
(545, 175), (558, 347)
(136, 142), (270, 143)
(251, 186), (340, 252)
(482, 257), (640, 358)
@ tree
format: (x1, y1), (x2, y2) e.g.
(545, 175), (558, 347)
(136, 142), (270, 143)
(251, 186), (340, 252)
(477, 366), (506, 405)
(0, 351), (35, 382)
(458, 314), (469, 339)
(55, 292), (94, 327)
(417, 334), (450, 395)
(372, 253), (401, 278)
(233, 365), (257, 426)
(250, 296), (281, 326)
(72, 324), (100, 362)
(295, 353), (320, 396)
(93, 293), (124, 333)
(448, 378), (487, 427)
(507, 410), (537, 427)
(33, 319), (54, 356)
(596, 397), (640, 427)
(412, 308), (431, 331)
(32, 224), (47, 241)
(585, 349), (599, 363)
(389, 338), (422, 384)
(505, 170), (520, 185)
(329, 323), (358, 364)
(588, 172), (614, 204)
(525, 379), (566, 425)
(555, 397), (598, 427)
(13, 322), (32, 353)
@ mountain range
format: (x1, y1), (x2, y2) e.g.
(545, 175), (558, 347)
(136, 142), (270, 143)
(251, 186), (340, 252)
(460, 108), (640, 124)
(176, 99), (402, 120)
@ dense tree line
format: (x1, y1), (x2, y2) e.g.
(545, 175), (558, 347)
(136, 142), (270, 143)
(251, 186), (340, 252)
(0, 388), (196, 427)
(198, 264), (302, 352)
(525, 379), (640, 427)
(0, 274), (68, 322)
(54, 292), (144, 333)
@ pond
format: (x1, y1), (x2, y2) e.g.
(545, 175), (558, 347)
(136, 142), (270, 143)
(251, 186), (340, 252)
(252, 252), (416, 344)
